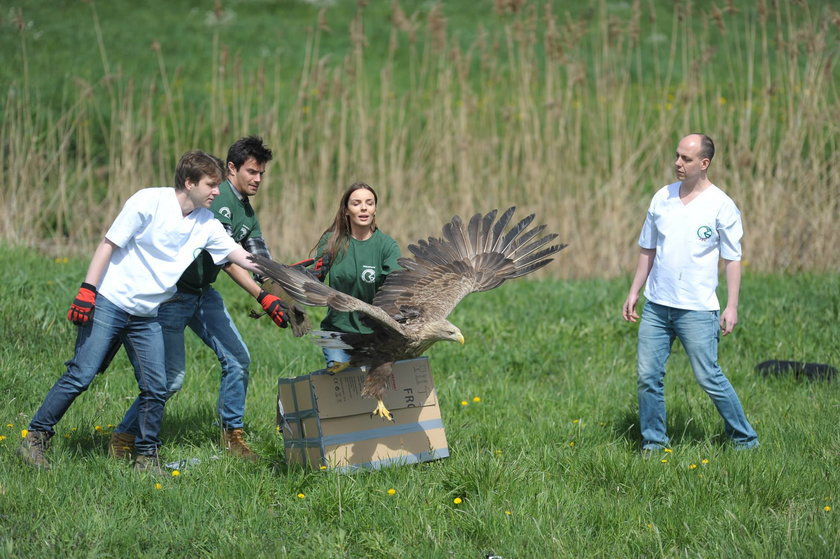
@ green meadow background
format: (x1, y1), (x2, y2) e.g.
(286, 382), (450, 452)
(2, 0), (838, 276)
(1, 1), (839, 557)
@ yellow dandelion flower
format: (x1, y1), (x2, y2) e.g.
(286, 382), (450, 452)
(64, 434), (71, 438)
(569, 441), (575, 447)
(319, 465), (327, 471)
(689, 464), (698, 470)
(0, 435), (5, 441)
(505, 510), (511, 515)
(21, 429), (28, 438)
(95, 425), (103, 432)
(572, 419), (580, 424)
(171, 470), (180, 477)
(154, 483), (162, 490)
(387, 488), (396, 495)
(7, 423), (14, 428)
(472, 396), (481, 403)
(297, 493), (306, 499)
(647, 523), (653, 529)
(664, 448), (672, 453)
(107, 424), (115, 429)
(453, 497), (462, 504)
(701, 459), (710, 464)
(460, 400), (468, 407)
(494, 449), (502, 456)
(660, 459), (668, 463)
(824, 506), (832, 512)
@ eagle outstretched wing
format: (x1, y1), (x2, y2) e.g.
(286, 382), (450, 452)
(247, 255), (406, 337)
(372, 207), (566, 322)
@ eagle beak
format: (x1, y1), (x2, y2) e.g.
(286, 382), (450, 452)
(457, 332), (465, 345)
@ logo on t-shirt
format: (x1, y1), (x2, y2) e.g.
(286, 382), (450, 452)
(234, 225), (251, 242)
(361, 266), (377, 284)
(219, 207), (232, 219)
(696, 225), (713, 241)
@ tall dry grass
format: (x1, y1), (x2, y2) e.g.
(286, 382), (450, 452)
(1, 1), (837, 278)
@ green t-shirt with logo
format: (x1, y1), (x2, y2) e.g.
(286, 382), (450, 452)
(177, 180), (262, 293)
(317, 229), (401, 335)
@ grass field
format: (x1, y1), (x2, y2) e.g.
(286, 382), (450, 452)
(1, 246), (838, 558)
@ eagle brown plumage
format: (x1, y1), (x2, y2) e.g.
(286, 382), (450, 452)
(250, 207), (567, 420)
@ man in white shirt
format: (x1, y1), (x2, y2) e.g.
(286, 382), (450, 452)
(18, 151), (280, 474)
(622, 133), (758, 452)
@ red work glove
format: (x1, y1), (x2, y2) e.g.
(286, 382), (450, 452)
(257, 290), (289, 329)
(291, 258), (314, 270)
(68, 282), (97, 325)
(291, 255), (330, 282)
(312, 254), (331, 281)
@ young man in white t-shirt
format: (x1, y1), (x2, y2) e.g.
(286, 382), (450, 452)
(622, 133), (758, 452)
(18, 151), (285, 474)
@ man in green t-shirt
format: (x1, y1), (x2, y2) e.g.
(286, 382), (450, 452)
(110, 136), (289, 461)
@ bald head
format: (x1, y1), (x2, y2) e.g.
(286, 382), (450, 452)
(683, 133), (715, 162)
(675, 134), (716, 184)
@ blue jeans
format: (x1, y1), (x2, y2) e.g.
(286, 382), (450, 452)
(116, 287), (251, 435)
(636, 301), (758, 450)
(29, 295), (166, 456)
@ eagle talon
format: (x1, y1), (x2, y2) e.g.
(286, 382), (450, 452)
(327, 361), (350, 374)
(371, 399), (394, 422)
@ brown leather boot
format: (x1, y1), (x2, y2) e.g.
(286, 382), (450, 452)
(222, 428), (260, 462)
(18, 430), (52, 470)
(108, 431), (135, 459)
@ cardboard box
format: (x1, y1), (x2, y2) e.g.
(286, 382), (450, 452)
(278, 357), (449, 472)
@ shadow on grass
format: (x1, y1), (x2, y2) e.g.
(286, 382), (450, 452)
(615, 408), (728, 450)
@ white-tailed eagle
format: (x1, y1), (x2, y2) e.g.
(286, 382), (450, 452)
(250, 207), (566, 420)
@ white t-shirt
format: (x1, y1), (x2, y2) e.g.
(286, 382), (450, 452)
(98, 187), (239, 316)
(639, 182), (742, 311)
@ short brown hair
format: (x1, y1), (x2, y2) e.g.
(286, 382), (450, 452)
(174, 150), (224, 190)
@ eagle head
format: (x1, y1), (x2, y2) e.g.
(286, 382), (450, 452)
(424, 320), (465, 345)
